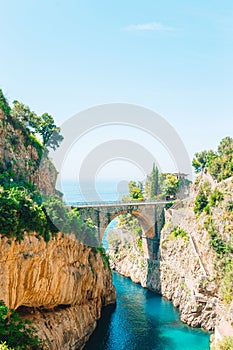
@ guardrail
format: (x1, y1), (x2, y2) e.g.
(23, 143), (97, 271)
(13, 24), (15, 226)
(68, 200), (173, 208)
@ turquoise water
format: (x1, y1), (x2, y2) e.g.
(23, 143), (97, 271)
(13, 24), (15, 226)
(61, 181), (210, 350)
(84, 273), (210, 350)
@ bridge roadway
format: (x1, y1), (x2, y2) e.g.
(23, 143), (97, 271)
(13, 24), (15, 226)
(70, 200), (173, 208)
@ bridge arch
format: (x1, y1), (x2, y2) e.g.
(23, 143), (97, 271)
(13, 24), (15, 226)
(75, 201), (166, 258)
(100, 209), (154, 242)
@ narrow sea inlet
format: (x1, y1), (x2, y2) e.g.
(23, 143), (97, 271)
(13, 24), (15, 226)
(85, 272), (210, 350)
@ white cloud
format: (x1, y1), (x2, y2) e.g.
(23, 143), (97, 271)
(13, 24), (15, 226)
(126, 22), (174, 32)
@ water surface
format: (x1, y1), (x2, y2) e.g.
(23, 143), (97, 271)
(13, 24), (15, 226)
(84, 273), (210, 350)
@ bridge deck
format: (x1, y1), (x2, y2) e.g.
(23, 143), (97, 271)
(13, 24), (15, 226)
(70, 200), (173, 208)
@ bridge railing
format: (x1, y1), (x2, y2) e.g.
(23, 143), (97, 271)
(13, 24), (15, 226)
(68, 200), (174, 208)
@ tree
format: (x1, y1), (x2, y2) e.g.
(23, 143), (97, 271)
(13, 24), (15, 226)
(194, 187), (209, 214)
(218, 137), (233, 156)
(144, 174), (152, 200)
(11, 100), (38, 129)
(0, 89), (10, 116)
(144, 164), (159, 199)
(192, 137), (233, 181)
(38, 113), (63, 149)
(11, 103), (63, 150)
(161, 174), (179, 197)
(128, 181), (144, 201)
(192, 150), (208, 173)
(151, 164), (159, 198)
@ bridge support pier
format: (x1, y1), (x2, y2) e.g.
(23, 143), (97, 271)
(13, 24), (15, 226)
(76, 201), (166, 256)
(142, 236), (160, 259)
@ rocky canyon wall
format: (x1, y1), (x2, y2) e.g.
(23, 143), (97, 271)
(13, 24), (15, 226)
(0, 233), (116, 349)
(109, 174), (233, 339)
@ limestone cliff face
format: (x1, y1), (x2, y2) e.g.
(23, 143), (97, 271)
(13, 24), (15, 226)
(108, 228), (160, 291)
(0, 110), (57, 195)
(159, 216), (218, 331)
(109, 228), (148, 287)
(0, 234), (116, 349)
(109, 221), (218, 331)
(109, 174), (233, 336)
(159, 174), (233, 335)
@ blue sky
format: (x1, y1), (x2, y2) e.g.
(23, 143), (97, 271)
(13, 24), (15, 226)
(1, 0), (233, 181)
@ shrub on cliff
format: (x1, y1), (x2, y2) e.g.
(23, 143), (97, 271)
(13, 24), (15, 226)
(209, 189), (224, 207)
(0, 185), (98, 245)
(0, 343), (13, 350)
(0, 89), (10, 117)
(43, 198), (98, 246)
(0, 187), (47, 241)
(0, 301), (44, 349)
(192, 137), (233, 181)
(169, 226), (188, 240)
(217, 336), (233, 350)
(194, 188), (209, 214)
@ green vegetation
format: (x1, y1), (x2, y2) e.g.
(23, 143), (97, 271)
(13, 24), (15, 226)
(0, 301), (43, 349)
(95, 247), (111, 270)
(37, 113), (63, 150)
(144, 164), (159, 199)
(0, 89), (63, 153)
(209, 189), (224, 207)
(204, 215), (233, 304)
(117, 213), (142, 236)
(169, 226), (188, 240)
(227, 200), (233, 212)
(165, 201), (174, 210)
(0, 88), (98, 245)
(123, 165), (190, 203)
(159, 173), (179, 198)
(208, 229), (232, 257)
(128, 181), (144, 201)
(194, 182), (224, 215)
(10, 100), (63, 150)
(0, 343), (13, 350)
(122, 167), (190, 204)
(144, 166), (190, 200)
(216, 336), (233, 350)
(194, 187), (209, 214)
(220, 263), (233, 304)
(0, 186), (97, 245)
(0, 89), (10, 117)
(137, 238), (143, 252)
(192, 137), (233, 181)
(0, 187), (47, 241)
(192, 150), (216, 173)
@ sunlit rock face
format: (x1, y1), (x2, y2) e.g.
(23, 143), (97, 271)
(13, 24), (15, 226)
(0, 234), (116, 349)
(109, 175), (233, 336)
(0, 110), (57, 196)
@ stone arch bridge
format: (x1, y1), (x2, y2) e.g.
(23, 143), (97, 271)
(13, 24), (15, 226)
(71, 201), (170, 259)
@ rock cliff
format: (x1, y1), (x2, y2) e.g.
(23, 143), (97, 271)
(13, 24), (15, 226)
(108, 228), (160, 291)
(0, 233), (116, 349)
(109, 174), (233, 338)
(159, 212), (218, 331)
(0, 110), (57, 196)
